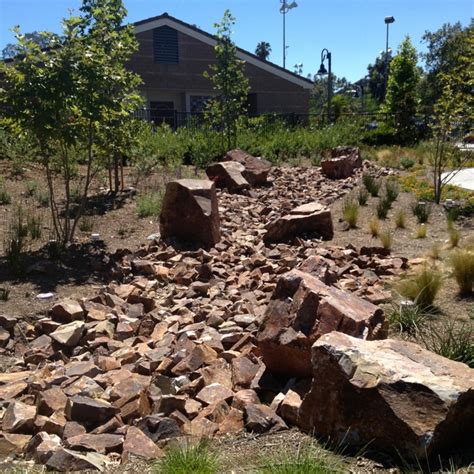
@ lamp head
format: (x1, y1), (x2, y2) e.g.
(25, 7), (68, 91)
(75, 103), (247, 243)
(317, 63), (328, 75)
(384, 16), (395, 24)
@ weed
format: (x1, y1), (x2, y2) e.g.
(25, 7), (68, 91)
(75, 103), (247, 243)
(0, 179), (12, 205)
(25, 180), (38, 197)
(0, 287), (10, 301)
(376, 197), (391, 219)
(412, 201), (431, 224)
(395, 266), (442, 309)
(449, 229), (460, 248)
(4, 207), (28, 276)
(385, 180), (399, 202)
(415, 224), (427, 239)
(449, 249), (474, 295)
(27, 214), (42, 240)
(79, 216), (94, 233)
(395, 209), (406, 229)
(419, 320), (473, 367)
(362, 174), (381, 197)
(368, 217), (380, 237)
(137, 191), (164, 218)
(70, 186), (82, 204)
(388, 303), (428, 335)
(379, 229), (392, 250)
(36, 190), (50, 207)
(157, 440), (219, 474)
(342, 199), (359, 228)
(357, 188), (369, 206)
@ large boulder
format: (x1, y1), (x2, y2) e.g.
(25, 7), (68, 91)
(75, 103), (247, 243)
(206, 161), (250, 193)
(223, 149), (272, 186)
(264, 202), (333, 244)
(257, 270), (387, 377)
(159, 179), (220, 248)
(298, 332), (474, 459)
(321, 146), (362, 179)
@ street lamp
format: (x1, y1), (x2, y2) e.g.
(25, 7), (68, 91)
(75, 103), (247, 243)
(317, 48), (332, 122)
(280, 1), (298, 69)
(384, 16), (395, 98)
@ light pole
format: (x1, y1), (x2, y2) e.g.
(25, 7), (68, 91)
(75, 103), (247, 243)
(317, 48), (332, 122)
(280, 1), (298, 69)
(384, 16), (395, 98)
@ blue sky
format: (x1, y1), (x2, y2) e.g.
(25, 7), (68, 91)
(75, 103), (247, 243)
(1, 0), (472, 82)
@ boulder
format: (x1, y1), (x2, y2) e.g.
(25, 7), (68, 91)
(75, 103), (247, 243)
(298, 332), (474, 459)
(257, 270), (387, 377)
(264, 202), (333, 244)
(159, 179), (220, 248)
(50, 321), (84, 347)
(206, 161), (250, 193)
(3, 401), (36, 433)
(321, 146), (362, 179)
(51, 299), (85, 323)
(65, 396), (118, 424)
(223, 149), (272, 186)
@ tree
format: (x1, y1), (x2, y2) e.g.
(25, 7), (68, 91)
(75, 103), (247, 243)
(1, 31), (60, 59)
(421, 21), (473, 107)
(431, 31), (474, 203)
(255, 41), (271, 61)
(383, 36), (420, 143)
(0, 0), (142, 245)
(367, 51), (392, 103)
(204, 10), (250, 151)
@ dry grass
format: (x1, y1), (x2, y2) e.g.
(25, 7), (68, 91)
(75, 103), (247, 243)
(379, 229), (392, 250)
(449, 249), (474, 295)
(394, 209), (406, 229)
(368, 216), (380, 237)
(415, 224), (427, 239)
(342, 199), (359, 228)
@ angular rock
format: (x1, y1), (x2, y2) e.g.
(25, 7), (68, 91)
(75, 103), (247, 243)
(299, 332), (474, 459)
(245, 403), (287, 434)
(159, 179), (220, 248)
(36, 387), (68, 416)
(46, 448), (109, 471)
(223, 149), (272, 186)
(65, 396), (118, 424)
(122, 426), (162, 461)
(196, 383), (234, 405)
(206, 161), (250, 193)
(51, 299), (85, 323)
(321, 146), (362, 179)
(3, 401), (36, 433)
(50, 321), (84, 347)
(66, 433), (124, 454)
(264, 202), (333, 244)
(135, 415), (181, 443)
(257, 270), (387, 377)
(25, 432), (62, 464)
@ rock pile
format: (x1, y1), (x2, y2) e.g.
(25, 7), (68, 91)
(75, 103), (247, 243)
(321, 146), (362, 179)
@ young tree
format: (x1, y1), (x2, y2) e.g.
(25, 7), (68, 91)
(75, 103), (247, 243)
(383, 36), (420, 143)
(204, 10), (250, 151)
(255, 41), (271, 61)
(431, 32), (474, 203)
(1, 31), (61, 59)
(0, 0), (142, 245)
(367, 51), (392, 103)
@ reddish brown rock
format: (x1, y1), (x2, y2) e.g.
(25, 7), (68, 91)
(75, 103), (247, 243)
(50, 321), (84, 347)
(321, 146), (362, 179)
(46, 448), (109, 471)
(25, 432), (62, 464)
(36, 387), (68, 416)
(0, 381), (28, 400)
(122, 426), (163, 461)
(245, 403), (287, 434)
(66, 433), (124, 454)
(51, 299), (85, 323)
(257, 270), (387, 377)
(159, 179), (220, 248)
(206, 161), (250, 193)
(3, 401), (36, 433)
(298, 332), (474, 459)
(196, 383), (234, 405)
(223, 149), (272, 186)
(264, 202), (333, 243)
(65, 396), (118, 424)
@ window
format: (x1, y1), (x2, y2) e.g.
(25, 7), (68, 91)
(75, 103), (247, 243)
(153, 26), (179, 64)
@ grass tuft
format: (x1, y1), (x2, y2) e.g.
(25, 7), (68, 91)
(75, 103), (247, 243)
(376, 196), (391, 219)
(412, 201), (431, 224)
(428, 243), (442, 260)
(368, 217), (380, 237)
(415, 224), (427, 239)
(0, 179), (12, 205)
(449, 249), (474, 295)
(388, 303), (428, 335)
(137, 191), (164, 218)
(362, 174), (381, 197)
(395, 265), (443, 309)
(157, 440), (219, 474)
(79, 216), (94, 232)
(379, 229), (392, 250)
(448, 229), (460, 248)
(394, 209), (406, 229)
(342, 199), (359, 228)
(357, 188), (369, 206)
(25, 180), (38, 197)
(385, 180), (399, 202)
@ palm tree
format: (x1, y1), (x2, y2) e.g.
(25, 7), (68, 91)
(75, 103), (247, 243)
(255, 41), (271, 61)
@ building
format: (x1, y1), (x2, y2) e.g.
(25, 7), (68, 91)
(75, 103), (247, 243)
(130, 13), (313, 126)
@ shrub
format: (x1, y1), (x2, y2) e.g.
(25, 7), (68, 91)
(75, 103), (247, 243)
(25, 180), (38, 197)
(385, 180), (399, 202)
(0, 287), (10, 301)
(342, 199), (359, 228)
(27, 214), (42, 240)
(158, 440), (219, 474)
(36, 190), (50, 207)
(449, 229), (460, 248)
(357, 188), (369, 206)
(362, 174), (381, 197)
(449, 249), (474, 295)
(388, 303), (428, 335)
(446, 206), (461, 227)
(368, 217), (380, 237)
(412, 201), (431, 223)
(0, 179), (11, 205)
(379, 229), (392, 250)
(420, 321), (474, 367)
(376, 197), (392, 219)
(70, 186), (82, 204)
(137, 191), (164, 218)
(400, 156), (415, 169)
(395, 266), (442, 309)
(415, 224), (427, 239)
(395, 209), (406, 229)
(79, 216), (94, 233)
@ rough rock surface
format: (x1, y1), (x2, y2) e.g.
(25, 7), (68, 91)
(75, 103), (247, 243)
(321, 146), (362, 179)
(222, 149), (272, 186)
(159, 179), (220, 248)
(264, 202), (333, 244)
(257, 270), (387, 377)
(298, 331), (474, 458)
(206, 161), (250, 193)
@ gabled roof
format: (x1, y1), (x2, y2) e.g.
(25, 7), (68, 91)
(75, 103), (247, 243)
(133, 13), (314, 90)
